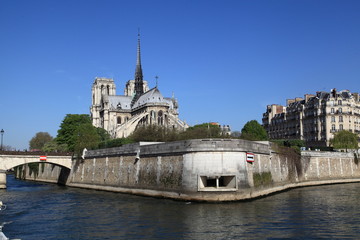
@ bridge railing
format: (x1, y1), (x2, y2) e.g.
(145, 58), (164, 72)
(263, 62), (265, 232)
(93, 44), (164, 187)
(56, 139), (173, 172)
(0, 151), (72, 156)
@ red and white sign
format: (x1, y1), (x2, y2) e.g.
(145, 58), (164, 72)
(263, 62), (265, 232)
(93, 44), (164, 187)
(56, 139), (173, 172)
(39, 156), (47, 161)
(246, 153), (255, 163)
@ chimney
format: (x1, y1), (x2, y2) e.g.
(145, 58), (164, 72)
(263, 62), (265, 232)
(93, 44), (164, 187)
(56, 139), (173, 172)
(331, 88), (337, 98)
(287, 99), (295, 106)
(304, 94), (315, 103)
(353, 92), (359, 102)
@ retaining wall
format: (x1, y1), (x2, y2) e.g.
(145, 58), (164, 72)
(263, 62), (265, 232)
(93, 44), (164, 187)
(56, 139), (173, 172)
(18, 139), (360, 202)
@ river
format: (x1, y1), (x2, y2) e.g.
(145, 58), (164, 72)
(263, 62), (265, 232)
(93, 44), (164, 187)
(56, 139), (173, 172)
(1, 174), (360, 239)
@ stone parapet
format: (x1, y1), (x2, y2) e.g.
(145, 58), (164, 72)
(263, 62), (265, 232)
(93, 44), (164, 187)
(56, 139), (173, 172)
(301, 151), (354, 158)
(85, 139), (271, 159)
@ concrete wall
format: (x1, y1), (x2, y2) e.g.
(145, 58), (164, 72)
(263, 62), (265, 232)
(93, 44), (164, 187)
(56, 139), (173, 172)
(16, 163), (62, 183)
(17, 139), (360, 202)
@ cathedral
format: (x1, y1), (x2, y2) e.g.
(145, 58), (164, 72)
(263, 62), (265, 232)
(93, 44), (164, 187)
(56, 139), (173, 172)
(90, 35), (188, 138)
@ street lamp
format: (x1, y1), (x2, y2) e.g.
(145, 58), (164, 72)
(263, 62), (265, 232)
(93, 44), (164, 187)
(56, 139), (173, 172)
(0, 129), (4, 151)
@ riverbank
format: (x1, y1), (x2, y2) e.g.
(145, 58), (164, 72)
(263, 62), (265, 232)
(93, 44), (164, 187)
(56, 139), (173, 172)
(15, 139), (360, 202)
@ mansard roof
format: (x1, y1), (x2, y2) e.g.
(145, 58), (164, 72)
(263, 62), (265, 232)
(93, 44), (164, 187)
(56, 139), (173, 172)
(339, 90), (352, 99)
(316, 91), (330, 100)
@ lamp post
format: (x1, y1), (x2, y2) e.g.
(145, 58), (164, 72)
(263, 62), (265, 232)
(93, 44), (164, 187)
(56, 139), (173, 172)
(0, 129), (4, 151)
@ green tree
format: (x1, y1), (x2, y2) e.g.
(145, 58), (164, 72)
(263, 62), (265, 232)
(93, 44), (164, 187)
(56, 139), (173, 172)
(73, 123), (100, 156)
(29, 132), (53, 150)
(96, 127), (111, 142)
(98, 138), (134, 149)
(240, 120), (268, 141)
(130, 125), (179, 142)
(42, 140), (68, 153)
(330, 130), (359, 152)
(179, 123), (221, 140)
(56, 114), (93, 151)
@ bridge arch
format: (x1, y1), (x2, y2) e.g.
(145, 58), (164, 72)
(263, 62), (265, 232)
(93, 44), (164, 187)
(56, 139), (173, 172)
(0, 154), (72, 189)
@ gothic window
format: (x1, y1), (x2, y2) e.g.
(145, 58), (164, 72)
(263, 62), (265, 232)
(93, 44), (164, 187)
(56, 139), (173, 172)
(339, 116), (343, 122)
(107, 85), (110, 95)
(117, 117), (122, 124)
(150, 111), (156, 124)
(158, 110), (163, 125)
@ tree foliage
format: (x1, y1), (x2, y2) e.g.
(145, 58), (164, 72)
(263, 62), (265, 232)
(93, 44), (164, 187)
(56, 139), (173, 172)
(129, 123), (224, 142)
(54, 114), (110, 154)
(330, 130), (359, 152)
(29, 132), (53, 150)
(98, 138), (134, 149)
(179, 123), (222, 140)
(56, 114), (93, 152)
(73, 123), (100, 156)
(96, 127), (111, 142)
(130, 125), (179, 142)
(240, 120), (268, 141)
(42, 140), (68, 153)
(271, 139), (305, 154)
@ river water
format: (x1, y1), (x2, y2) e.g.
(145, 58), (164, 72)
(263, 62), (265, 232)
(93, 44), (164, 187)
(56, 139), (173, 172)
(1, 174), (360, 239)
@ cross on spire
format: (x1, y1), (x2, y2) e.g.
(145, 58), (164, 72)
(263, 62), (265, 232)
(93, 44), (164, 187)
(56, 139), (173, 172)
(155, 75), (159, 88)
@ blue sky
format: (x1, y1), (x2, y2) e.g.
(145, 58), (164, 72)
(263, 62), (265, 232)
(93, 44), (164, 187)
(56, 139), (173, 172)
(1, 0), (360, 150)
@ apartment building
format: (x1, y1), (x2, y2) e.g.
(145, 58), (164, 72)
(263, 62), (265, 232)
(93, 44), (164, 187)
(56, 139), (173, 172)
(263, 89), (360, 147)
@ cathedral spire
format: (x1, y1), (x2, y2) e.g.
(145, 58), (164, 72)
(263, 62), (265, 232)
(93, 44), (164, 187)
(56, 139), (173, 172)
(134, 29), (144, 98)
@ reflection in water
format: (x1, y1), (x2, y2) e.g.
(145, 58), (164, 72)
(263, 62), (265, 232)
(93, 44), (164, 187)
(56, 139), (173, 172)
(1, 175), (360, 239)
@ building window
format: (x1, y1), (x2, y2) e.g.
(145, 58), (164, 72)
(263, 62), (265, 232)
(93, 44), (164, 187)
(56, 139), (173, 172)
(339, 124), (343, 130)
(339, 108), (342, 113)
(117, 117), (122, 124)
(332, 124), (336, 131)
(338, 100), (342, 105)
(331, 108), (335, 113)
(331, 116), (335, 122)
(158, 110), (164, 125)
(339, 116), (343, 122)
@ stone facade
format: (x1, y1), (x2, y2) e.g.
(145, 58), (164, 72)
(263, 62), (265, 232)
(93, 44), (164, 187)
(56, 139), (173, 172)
(263, 89), (360, 147)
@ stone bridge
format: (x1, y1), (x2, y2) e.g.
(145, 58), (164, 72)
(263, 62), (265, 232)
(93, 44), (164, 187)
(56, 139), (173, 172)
(0, 153), (73, 188)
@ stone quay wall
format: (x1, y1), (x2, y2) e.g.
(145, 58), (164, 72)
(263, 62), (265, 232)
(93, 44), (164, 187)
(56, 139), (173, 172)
(19, 139), (360, 202)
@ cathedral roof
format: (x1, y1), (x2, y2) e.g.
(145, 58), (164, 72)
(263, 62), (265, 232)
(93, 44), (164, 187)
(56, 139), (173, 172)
(132, 87), (168, 109)
(108, 95), (132, 110)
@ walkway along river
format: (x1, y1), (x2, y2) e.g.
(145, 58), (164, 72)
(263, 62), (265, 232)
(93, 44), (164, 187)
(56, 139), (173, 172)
(1, 174), (360, 239)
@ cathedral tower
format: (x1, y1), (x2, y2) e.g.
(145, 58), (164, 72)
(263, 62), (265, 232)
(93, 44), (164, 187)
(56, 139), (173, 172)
(90, 77), (116, 128)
